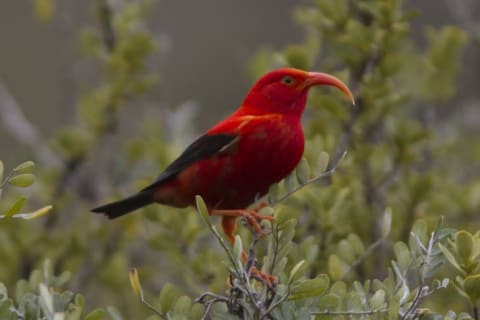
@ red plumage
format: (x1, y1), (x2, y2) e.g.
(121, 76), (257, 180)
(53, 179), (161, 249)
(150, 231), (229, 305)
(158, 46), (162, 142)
(92, 67), (354, 242)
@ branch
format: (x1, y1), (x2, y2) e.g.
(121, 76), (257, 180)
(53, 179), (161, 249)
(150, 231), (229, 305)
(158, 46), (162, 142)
(97, 0), (116, 52)
(400, 286), (429, 320)
(342, 236), (384, 279)
(326, 48), (378, 172)
(312, 309), (388, 316)
(48, 0), (121, 215)
(0, 80), (61, 166)
(270, 151), (347, 205)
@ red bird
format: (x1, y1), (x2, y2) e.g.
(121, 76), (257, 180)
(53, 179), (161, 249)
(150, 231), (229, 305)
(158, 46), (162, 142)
(92, 68), (354, 244)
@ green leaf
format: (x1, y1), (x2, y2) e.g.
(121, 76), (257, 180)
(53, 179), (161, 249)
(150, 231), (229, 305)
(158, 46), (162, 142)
(6, 205), (53, 220)
(0, 160), (4, 182)
(159, 283), (178, 314)
(288, 260), (306, 284)
(381, 208), (392, 238)
(173, 296), (191, 315)
(8, 174), (35, 188)
(232, 235), (243, 264)
(258, 206), (274, 217)
(85, 308), (107, 320)
(39, 283), (54, 315)
(268, 183), (280, 203)
(330, 281), (347, 298)
(317, 293), (340, 311)
(275, 210), (295, 229)
(289, 275), (329, 300)
(284, 172), (297, 193)
(328, 254), (349, 280)
(13, 161), (35, 173)
(189, 303), (204, 319)
(195, 195), (211, 227)
(296, 157), (310, 184)
(393, 242), (412, 271)
(456, 231), (473, 263)
(347, 233), (365, 256)
(337, 239), (356, 264)
(439, 243), (465, 274)
(369, 289), (386, 309)
(464, 274), (480, 304)
(318, 151), (330, 173)
(345, 290), (363, 311)
(3, 196), (27, 219)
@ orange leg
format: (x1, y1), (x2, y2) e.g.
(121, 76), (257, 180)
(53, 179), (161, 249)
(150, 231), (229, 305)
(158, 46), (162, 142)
(212, 207), (274, 236)
(221, 216), (237, 245)
(218, 214), (277, 286)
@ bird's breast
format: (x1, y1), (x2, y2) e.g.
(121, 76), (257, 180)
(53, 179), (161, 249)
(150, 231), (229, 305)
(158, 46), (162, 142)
(212, 117), (304, 208)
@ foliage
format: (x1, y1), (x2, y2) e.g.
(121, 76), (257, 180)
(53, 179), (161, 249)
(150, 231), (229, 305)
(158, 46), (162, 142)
(440, 231), (480, 311)
(0, 0), (478, 319)
(0, 160), (52, 220)
(0, 260), (113, 320)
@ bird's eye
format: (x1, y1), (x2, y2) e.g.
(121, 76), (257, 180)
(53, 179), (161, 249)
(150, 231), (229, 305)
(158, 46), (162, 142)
(281, 75), (295, 86)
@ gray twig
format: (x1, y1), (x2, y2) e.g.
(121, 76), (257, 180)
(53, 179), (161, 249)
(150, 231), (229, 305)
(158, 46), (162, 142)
(312, 309), (388, 316)
(0, 81), (61, 166)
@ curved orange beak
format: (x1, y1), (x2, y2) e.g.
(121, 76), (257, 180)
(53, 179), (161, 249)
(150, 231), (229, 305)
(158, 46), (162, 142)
(305, 72), (355, 106)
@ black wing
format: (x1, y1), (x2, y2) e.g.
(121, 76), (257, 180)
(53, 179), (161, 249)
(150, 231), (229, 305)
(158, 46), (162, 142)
(141, 133), (238, 191)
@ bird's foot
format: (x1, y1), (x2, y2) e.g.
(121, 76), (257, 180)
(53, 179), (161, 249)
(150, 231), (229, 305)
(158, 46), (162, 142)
(212, 206), (274, 237)
(251, 267), (278, 288)
(228, 266), (278, 289)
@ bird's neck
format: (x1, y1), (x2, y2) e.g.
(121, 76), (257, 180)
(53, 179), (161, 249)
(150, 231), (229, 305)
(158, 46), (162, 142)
(238, 92), (307, 118)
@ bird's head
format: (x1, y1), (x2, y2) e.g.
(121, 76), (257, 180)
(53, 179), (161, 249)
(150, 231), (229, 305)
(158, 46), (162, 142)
(242, 68), (355, 117)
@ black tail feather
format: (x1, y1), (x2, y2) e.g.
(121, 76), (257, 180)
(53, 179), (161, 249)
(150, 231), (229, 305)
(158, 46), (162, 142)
(91, 191), (153, 219)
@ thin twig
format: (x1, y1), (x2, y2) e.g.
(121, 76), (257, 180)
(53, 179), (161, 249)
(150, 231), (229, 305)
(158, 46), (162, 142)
(268, 224), (281, 277)
(202, 298), (226, 320)
(0, 169), (14, 190)
(325, 47), (377, 173)
(244, 232), (260, 274)
(97, 0), (116, 52)
(270, 151), (347, 205)
(312, 308), (388, 316)
(260, 284), (291, 319)
(328, 106), (359, 172)
(195, 292), (229, 320)
(195, 292), (229, 305)
(139, 291), (166, 319)
(401, 286), (429, 320)
(378, 156), (402, 194)
(0, 81), (61, 166)
(421, 232), (435, 282)
(342, 236), (384, 279)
